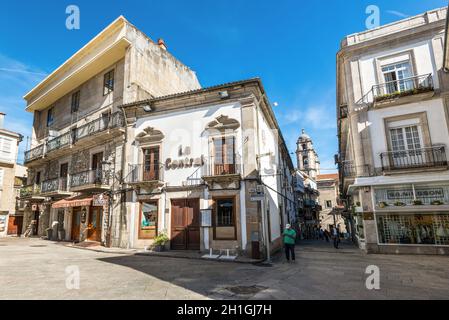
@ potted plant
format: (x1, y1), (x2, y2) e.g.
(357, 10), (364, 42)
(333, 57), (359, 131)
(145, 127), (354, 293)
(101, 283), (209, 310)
(413, 200), (423, 206)
(394, 201), (406, 207)
(431, 200), (444, 206)
(378, 202), (388, 208)
(45, 227), (53, 240)
(151, 231), (169, 252)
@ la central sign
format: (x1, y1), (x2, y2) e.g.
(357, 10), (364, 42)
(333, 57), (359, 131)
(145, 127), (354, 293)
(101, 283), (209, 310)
(165, 156), (205, 170)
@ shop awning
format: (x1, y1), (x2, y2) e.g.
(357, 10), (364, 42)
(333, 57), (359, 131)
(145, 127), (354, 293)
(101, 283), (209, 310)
(52, 195), (93, 209)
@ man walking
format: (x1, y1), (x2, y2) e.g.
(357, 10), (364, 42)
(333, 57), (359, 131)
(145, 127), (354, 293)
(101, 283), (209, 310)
(283, 224), (297, 262)
(331, 225), (339, 249)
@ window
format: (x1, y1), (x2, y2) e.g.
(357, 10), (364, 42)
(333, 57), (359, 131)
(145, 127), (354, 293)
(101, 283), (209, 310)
(143, 147), (160, 181)
(326, 200), (332, 208)
(213, 136), (235, 175)
(139, 201), (158, 239)
(377, 214), (449, 246)
(389, 125), (422, 158)
(46, 107), (54, 127)
(103, 70), (114, 95)
(35, 171), (41, 185)
(215, 198), (235, 227)
(0, 137), (13, 161)
(71, 91), (80, 113)
(381, 61), (412, 94)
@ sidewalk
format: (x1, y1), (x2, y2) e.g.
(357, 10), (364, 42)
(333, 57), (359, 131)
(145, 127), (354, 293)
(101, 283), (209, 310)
(135, 249), (264, 264)
(296, 239), (361, 255)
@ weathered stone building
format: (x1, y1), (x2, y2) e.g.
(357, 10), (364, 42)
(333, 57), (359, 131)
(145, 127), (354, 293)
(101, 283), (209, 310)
(21, 16), (201, 242)
(20, 16), (297, 259)
(316, 173), (346, 233)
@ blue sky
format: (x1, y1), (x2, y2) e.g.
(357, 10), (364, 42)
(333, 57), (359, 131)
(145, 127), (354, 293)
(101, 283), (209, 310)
(0, 0), (447, 167)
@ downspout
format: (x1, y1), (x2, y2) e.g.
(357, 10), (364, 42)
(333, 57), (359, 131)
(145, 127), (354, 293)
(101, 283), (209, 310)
(443, 4), (449, 73)
(117, 105), (129, 248)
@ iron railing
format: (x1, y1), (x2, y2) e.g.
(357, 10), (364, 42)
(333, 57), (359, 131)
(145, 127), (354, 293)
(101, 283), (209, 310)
(203, 155), (242, 177)
(127, 163), (162, 183)
(70, 169), (110, 188)
(74, 111), (124, 142)
(19, 184), (41, 198)
(46, 132), (71, 153)
(41, 177), (69, 193)
(380, 145), (447, 171)
(356, 74), (434, 109)
(24, 144), (44, 163)
(24, 112), (125, 163)
(340, 161), (373, 178)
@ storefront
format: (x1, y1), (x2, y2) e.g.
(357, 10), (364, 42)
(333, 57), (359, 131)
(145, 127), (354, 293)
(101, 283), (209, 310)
(372, 183), (449, 254)
(52, 194), (107, 245)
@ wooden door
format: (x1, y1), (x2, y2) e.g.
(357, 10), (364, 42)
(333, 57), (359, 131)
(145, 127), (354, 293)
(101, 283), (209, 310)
(7, 216), (23, 236)
(87, 207), (102, 242)
(170, 199), (200, 250)
(71, 208), (81, 241)
(143, 147), (159, 181)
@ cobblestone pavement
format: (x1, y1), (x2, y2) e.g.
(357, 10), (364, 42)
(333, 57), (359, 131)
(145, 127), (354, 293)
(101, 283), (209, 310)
(1, 237), (448, 300)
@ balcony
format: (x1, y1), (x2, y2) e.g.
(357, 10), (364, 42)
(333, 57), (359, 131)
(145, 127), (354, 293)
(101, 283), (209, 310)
(70, 169), (111, 192)
(357, 74), (434, 110)
(24, 144), (44, 163)
(40, 177), (72, 197)
(46, 132), (71, 154)
(19, 184), (44, 200)
(202, 155), (242, 190)
(126, 164), (164, 188)
(340, 161), (373, 178)
(24, 112), (125, 164)
(380, 145), (447, 173)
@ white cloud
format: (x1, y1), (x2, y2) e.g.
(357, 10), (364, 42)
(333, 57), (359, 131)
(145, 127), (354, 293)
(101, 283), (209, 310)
(386, 10), (409, 19)
(0, 54), (46, 164)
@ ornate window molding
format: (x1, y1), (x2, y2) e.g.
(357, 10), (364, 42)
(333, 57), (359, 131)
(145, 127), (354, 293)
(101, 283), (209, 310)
(135, 127), (165, 144)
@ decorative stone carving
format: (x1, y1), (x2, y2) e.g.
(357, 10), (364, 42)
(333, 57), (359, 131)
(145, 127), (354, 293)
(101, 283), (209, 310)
(135, 127), (164, 144)
(206, 115), (240, 131)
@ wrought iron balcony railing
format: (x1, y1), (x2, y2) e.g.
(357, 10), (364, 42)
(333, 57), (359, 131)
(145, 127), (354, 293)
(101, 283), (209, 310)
(24, 144), (44, 163)
(356, 74), (434, 109)
(41, 177), (69, 194)
(70, 169), (110, 188)
(46, 132), (71, 153)
(340, 161), (373, 178)
(24, 112), (125, 163)
(380, 145), (447, 171)
(203, 155), (242, 177)
(20, 184), (41, 198)
(74, 111), (124, 142)
(127, 163), (163, 183)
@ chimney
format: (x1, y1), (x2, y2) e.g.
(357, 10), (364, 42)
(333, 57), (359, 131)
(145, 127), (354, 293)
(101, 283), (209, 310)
(158, 38), (167, 51)
(0, 112), (5, 129)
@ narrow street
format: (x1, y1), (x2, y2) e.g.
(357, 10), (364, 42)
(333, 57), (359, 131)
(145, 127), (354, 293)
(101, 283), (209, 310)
(1, 237), (448, 300)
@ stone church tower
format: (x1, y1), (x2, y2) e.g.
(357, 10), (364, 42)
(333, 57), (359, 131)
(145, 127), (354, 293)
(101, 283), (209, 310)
(296, 129), (320, 179)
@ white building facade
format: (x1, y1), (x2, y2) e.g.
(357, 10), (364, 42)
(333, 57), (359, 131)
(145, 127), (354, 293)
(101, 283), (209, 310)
(338, 7), (449, 254)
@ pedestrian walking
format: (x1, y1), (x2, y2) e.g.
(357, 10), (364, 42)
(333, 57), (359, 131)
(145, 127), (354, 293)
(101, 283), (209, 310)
(283, 224), (297, 262)
(324, 229), (330, 242)
(319, 228), (324, 240)
(331, 225), (339, 249)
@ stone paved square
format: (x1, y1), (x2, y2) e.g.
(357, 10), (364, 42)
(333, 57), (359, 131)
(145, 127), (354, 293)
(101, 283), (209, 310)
(1, 237), (448, 300)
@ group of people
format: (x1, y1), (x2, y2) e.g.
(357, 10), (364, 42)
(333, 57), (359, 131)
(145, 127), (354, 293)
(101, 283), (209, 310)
(281, 223), (346, 262)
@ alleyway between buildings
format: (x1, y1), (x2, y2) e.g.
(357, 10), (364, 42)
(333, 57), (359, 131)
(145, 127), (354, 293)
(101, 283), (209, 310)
(1, 237), (448, 300)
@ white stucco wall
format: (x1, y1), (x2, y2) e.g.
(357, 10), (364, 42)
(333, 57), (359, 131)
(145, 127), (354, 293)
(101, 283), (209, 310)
(367, 98), (449, 168)
(358, 39), (439, 103)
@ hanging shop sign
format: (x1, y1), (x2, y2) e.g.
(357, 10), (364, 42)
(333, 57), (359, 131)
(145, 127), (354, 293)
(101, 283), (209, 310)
(93, 194), (109, 207)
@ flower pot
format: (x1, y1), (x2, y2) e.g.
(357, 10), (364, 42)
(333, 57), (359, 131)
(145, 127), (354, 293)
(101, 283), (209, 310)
(153, 245), (165, 252)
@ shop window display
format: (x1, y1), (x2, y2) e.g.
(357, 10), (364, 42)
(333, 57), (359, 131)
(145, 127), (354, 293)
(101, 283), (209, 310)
(377, 214), (449, 245)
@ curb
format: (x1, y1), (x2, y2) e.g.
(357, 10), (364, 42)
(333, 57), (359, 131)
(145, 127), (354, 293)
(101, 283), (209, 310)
(135, 251), (264, 265)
